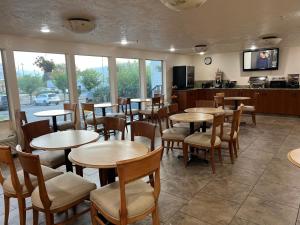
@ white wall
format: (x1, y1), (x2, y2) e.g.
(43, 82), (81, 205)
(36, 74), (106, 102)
(0, 34), (193, 131)
(193, 46), (300, 85)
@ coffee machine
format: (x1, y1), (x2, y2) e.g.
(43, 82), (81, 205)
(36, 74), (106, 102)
(214, 69), (224, 88)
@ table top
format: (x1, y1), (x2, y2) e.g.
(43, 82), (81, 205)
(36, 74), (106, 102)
(169, 113), (213, 123)
(224, 97), (251, 101)
(288, 149), (300, 168)
(34, 110), (73, 117)
(131, 98), (152, 103)
(68, 140), (149, 168)
(94, 102), (117, 108)
(30, 130), (100, 150)
(184, 107), (224, 115)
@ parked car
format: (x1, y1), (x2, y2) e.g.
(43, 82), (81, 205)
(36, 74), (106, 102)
(0, 95), (8, 110)
(33, 93), (60, 106)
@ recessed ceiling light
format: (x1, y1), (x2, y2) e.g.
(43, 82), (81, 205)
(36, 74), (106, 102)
(121, 39), (128, 45)
(170, 47), (175, 52)
(199, 51), (205, 55)
(250, 45), (257, 50)
(40, 26), (50, 33)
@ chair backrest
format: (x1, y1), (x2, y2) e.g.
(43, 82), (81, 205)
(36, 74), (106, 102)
(196, 100), (215, 107)
(216, 92), (225, 97)
(236, 104), (244, 133)
(229, 110), (240, 139)
(63, 103), (77, 125)
(152, 96), (161, 109)
(81, 103), (96, 129)
(116, 147), (162, 221)
(17, 151), (52, 209)
(21, 120), (51, 153)
(131, 121), (156, 151)
(15, 110), (28, 126)
(167, 103), (179, 115)
(214, 96), (225, 109)
(156, 107), (170, 136)
(0, 146), (22, 195)
(211, 114), (224, 146)
(117, 97), (131, 115)
(103, 117), (126, 140)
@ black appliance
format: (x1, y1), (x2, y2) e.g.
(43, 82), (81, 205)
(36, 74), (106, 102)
(287, 74), (300, 88)
(173, 66), (195, 89)
(270, 77), (287, 88)
(248, 76), (268, 88)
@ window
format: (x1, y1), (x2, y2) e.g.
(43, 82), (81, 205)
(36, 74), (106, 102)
(75, 55), (110, 104)
(0, 52), (9, 121)
(116, 58), (140, 98)
(14, 51), (69, 122)
(146, 60), (163, 97)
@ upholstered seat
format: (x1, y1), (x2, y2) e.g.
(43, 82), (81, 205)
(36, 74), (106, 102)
(162, 127), (189, 141)
(86, 116), (104, 125)
(173, 122), (190, 129)
(31, 172), (96, 210)
(243, 105), (255, 112)
(3, 166), (62, 195)
(224, 109), (234, 116)
(106, 112), (126, 118)
(36, 150), (65, 168)
(91, 180), (155, 220)
(184, 133), (221, 148)
(57, 121), (75, 131)
(222, 129), (237, 141)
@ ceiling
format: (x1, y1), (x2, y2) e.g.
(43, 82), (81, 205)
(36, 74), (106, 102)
(1, 0), (300, 54)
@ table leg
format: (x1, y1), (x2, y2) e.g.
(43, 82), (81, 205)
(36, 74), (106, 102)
(75, 165), (83, 177)
(234, 100), (238, 110)
(102, 108), (106, 116)
(202, 122), (207, 133)
(98, 168), (116, 186)
(189, 122), (195, 134)
(64, 148), (73, 172)
(138, 102), (142, 110)
(52, 116), (58, 132)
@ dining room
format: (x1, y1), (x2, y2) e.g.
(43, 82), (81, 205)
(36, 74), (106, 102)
(1, 1), (300, 225)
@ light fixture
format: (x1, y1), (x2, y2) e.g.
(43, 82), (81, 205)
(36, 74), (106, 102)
(40, 25), (50, 33)
(64, 18), (96, 33)
(250, 45), (257, 50)
(260, 36), (282, 46)
(169, 47), (175, 52)
(194, 44), (207, 54)
(199, 52), (205, 55)
(121, 39), (128, 45)
(160, 0), (207, 11)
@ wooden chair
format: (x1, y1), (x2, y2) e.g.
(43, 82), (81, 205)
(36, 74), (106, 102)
(0, 146), (62, 225)
(57, 103), (77, 131)
(106, 97), (126, 119)
(15, 110), (28, 126)
(220, 108), (243, 164)
(81, 103), (104, 132)
(103, 116), (126, 140)
(243, 92), (259, 125)
(236, 104), (244, 153)
(90, 147), (162, 225)
(139, 96), (161, 122)
(131, 121), (156, 151)
(21, 120), (65, 169)
(167, 103), (189, 129)
(157, 107), (189, 159)
(214, 96), (233, 119)
(17, 150), (96, 225)
(183, 114), (224, 173)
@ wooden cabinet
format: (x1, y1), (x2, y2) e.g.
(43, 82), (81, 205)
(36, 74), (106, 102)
(173, 88), (300, 116)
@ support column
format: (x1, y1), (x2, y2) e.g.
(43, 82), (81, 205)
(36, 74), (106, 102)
(139, 59), (147, 98)
(109, 57), (117, 104)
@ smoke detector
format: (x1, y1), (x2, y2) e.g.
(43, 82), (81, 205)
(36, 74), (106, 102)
(194, 44), (208, 53)
(64, 18), (96, 33)
(260, 36), (282, 46)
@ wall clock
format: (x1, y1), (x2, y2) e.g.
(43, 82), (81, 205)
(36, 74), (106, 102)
(204, 57), (212, 65)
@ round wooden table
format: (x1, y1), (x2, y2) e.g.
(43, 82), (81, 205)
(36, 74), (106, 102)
(94, 102), (117, 116)
(169, 113), (213, 133)
(184, 107), (224, 115)
(131, 98), (151, 110)
(69, 140), (149, 185)
(224, 97), (251, 109)
(30, 130), (100, 172)
(288, 148), (300, 167)
(34, 110), (73, 132)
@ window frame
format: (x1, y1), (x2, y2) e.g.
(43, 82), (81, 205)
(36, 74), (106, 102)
(145, 59), (164, 98)
(0, 50), (11, 122)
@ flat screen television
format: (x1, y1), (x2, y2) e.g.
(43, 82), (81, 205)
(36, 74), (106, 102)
(243, 48), (279, 71)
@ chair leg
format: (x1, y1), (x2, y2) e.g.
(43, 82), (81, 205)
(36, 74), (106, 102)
(183, 143), (189, 167)
(17, 197), (26, 225)
(210, 147), (216, 174)
(218, 146), (223, 164)
(161, 140), (165, 161)
(233, 139), (238, 158)
(236, 135), (240, 150)
(166, 141), (170, 153)
(4, 195), (9, 225)
(33, 208), (39, 225)
(90, 203), (98, 225)
(252, 112), (256, 125)
(170, 141), (174, 152)
(152, 206), (160, 225)
(45, 212), (54, 225)
(228, 141), (234, 164)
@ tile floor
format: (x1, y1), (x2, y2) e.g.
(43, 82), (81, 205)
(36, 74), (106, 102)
(1, 114), (300, 225)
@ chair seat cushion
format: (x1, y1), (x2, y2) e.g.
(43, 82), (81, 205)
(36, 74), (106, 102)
(173, 122), (190, 129)
(162, 128), (189, 141)
(57, 121), (75, 131)
(106, 112), (126, 118)
(184, 133), (221, 148)
(36, 150), (66, 168)
(224, 109), (233, 116)
(3, 166), (62, 195)
(90, 180), (155, 220)
(243, 105), (255, 112)
(86, 116), (104, 125)
(31, 172), (96, 210)
(221, 128), (237, 141)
